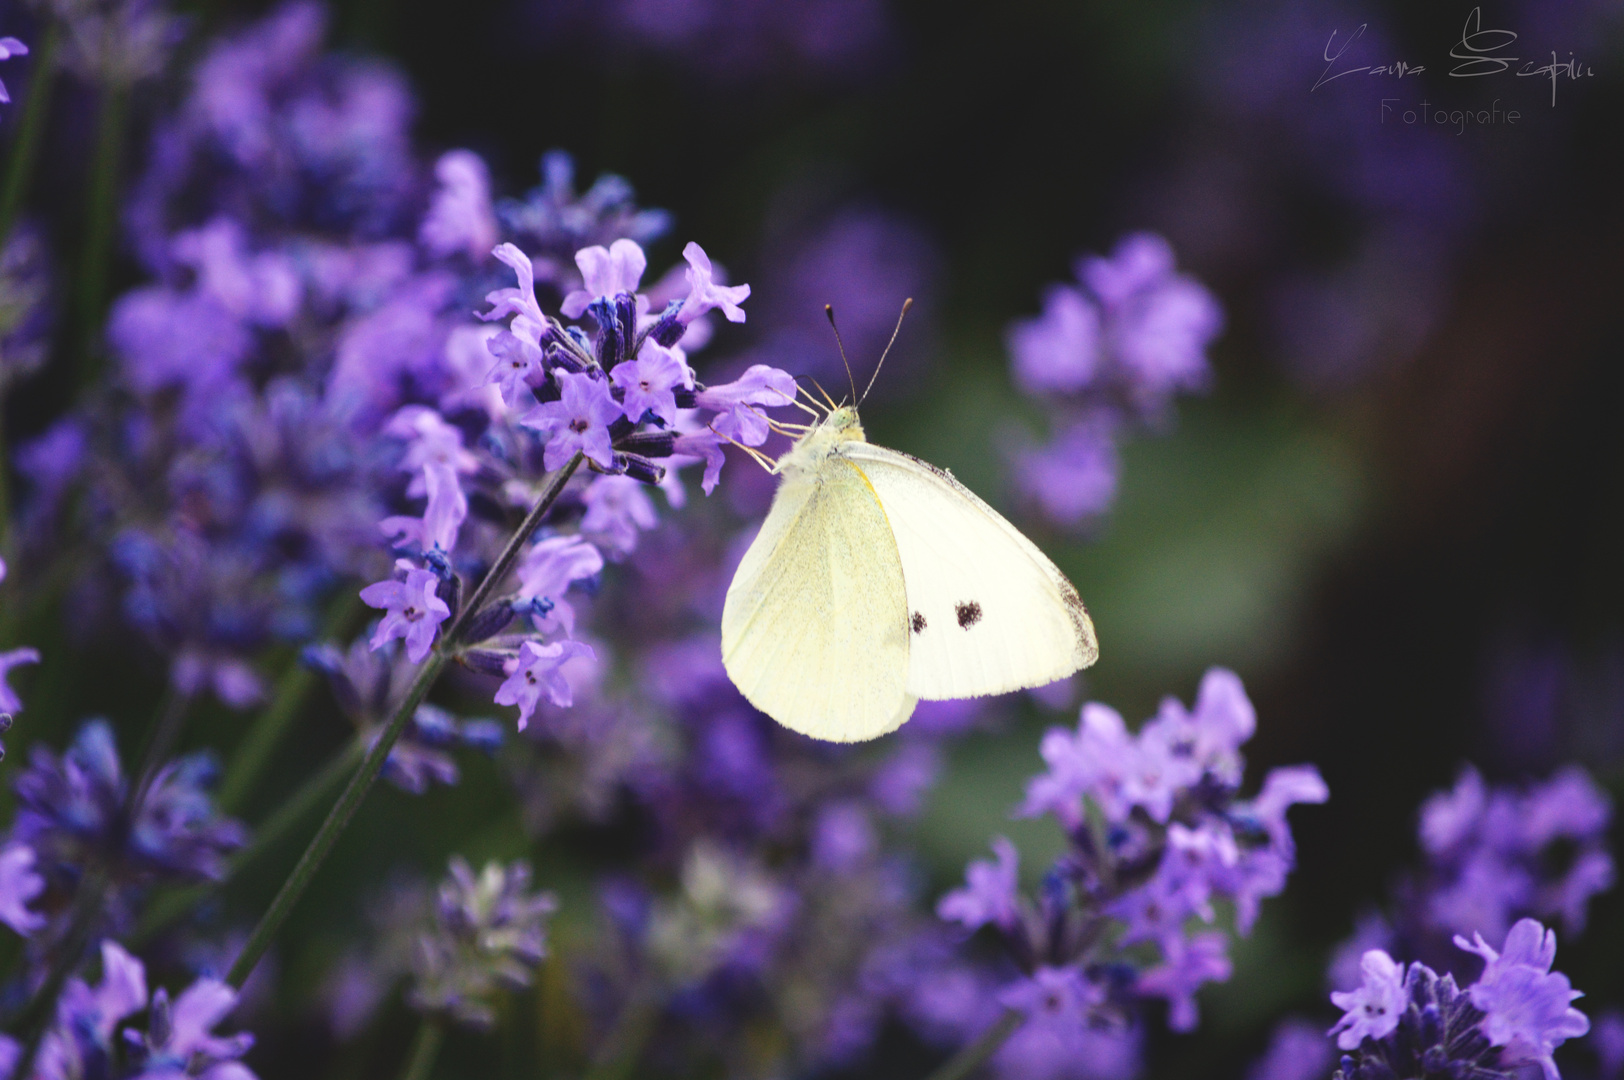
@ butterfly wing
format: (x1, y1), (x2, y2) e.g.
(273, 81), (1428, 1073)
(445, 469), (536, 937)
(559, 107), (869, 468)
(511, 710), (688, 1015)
(721, 459), (917, 742)
(841, 442), (1098, 700)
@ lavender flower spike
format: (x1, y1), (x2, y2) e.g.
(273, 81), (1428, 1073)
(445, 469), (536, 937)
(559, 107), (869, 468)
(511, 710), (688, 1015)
(0, 843), (45, 936)
(1455, 918), (1590, 1080)
(361, 566), (452, 664)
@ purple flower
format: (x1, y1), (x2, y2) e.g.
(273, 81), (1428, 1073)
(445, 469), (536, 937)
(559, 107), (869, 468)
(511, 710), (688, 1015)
(379, 461), (468, 555)
(693, 364), (796, 445)
(419, 150), (498, 261)
(1008, 284), (1099, 395)
(360, 566), (451, 664)
(521, 371), (618, 471)
(1013, 421), (1119, 526)
(1456, 919), (1589, 1080)
(35, 941), (149, 1079)
(937, 837), (1020, 933)
(126, 979), (257, 1080)
(384, 405), (480, 478)
(561, 239), (647, 319)
(0, 37), (27, 106)
(14, 721), (247, 892)
(1136, 931), (1232, 1032)
(0, 843), (45, 936)
(408, 858), (558, 1030)
(610, 341), (690, 426)
(1329, 949), (1407, 1049)
(481, 243), (549, 333)
(677, 242), (750, 325)
(1019, 702), (1136, 827)
(580, 475), (658, 555)
(494, 640), (595, 730)
(672, 431), (726, 494)
(1246, 1018), (1337, 1080)
(515, 534), (603, 636)
(0, 646), (39, 713)
(482, 328), (545, 408)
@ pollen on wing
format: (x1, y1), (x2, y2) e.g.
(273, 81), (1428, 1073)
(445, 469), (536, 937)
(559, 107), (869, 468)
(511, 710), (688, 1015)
(955, 601), (982, 628)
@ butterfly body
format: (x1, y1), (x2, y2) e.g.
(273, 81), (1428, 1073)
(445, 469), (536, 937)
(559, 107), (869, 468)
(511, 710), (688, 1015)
(721, 405), (1098, 742)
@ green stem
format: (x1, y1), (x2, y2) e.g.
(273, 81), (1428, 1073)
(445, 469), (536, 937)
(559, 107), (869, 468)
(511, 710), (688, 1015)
(217, 595), (363, 815)
(396, 1018), (445, 1080)
(131, 737), (365, 946)
(921, 1008), (1023, 1080)
(75, 83), (127, 388)
(0, 23), (60, 250)
(225, 453), (584, 989)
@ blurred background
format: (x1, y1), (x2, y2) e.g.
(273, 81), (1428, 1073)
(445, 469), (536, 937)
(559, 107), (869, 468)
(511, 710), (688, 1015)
(1, 0), (1622, 1077)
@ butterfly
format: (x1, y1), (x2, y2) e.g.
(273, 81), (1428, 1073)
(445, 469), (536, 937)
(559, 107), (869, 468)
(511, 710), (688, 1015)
(720, 310), (1098, 742)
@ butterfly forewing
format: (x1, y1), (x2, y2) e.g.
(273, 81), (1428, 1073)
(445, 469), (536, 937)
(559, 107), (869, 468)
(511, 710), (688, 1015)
(841, 442), (1098, 700)
(721, 459), (917, 741)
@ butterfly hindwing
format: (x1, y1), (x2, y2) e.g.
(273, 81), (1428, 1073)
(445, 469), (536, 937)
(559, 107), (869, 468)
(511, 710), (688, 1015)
(841, 442), (1098, 701)
(721, 459), (917, 741)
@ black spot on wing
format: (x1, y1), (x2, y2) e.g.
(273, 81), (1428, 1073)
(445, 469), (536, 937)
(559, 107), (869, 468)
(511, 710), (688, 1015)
(911, 611), (927, 634)
(955, 601), (982, 629)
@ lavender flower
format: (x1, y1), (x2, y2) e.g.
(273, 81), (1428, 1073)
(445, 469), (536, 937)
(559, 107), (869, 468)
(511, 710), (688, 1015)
(521, 371), (619, 470)
(18, 940), (257, 1080)
(304, 637), (503, 795)
(10, 721), (247, 935)
(1331, 920), (1588, 1080)
(360, 565), (452, 664)
(493, 640), (594, 730)
(1006, 232), (1222, 526)
(942, 668), (1325, 1056)
(407, 858), (558, 1030)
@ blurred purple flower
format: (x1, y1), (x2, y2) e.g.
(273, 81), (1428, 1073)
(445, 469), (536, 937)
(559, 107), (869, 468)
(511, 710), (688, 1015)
(938, 837), (1020, 935)
(0, 647), (39, 714)
(0, 843), (45, 936)
(0, 37), (26, 106)
(1330, 949), (1407, 1049)
(419, 150), (498, 261)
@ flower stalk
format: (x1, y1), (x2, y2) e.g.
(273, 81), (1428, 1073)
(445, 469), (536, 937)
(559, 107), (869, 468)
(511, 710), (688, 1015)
(226, 452), (585, 989)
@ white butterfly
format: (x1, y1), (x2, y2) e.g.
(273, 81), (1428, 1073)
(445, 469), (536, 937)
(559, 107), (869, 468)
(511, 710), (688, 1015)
(721, 402), (1098, 742)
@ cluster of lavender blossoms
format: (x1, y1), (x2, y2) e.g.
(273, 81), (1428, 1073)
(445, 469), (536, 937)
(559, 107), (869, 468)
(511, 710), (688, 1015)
(1332, 764), (1614, 987)
(939, 668), (1327, 1078)
(1247, 763), (1613, 1080)
(1329, 919), (1589, 1080)
(1006, 232), (1224, 526)
(354, 229), (789, 730)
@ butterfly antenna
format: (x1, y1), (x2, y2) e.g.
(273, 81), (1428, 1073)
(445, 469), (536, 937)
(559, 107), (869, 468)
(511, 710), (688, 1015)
(825, 304), (858, 405)
(860, 297), (913, 406)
